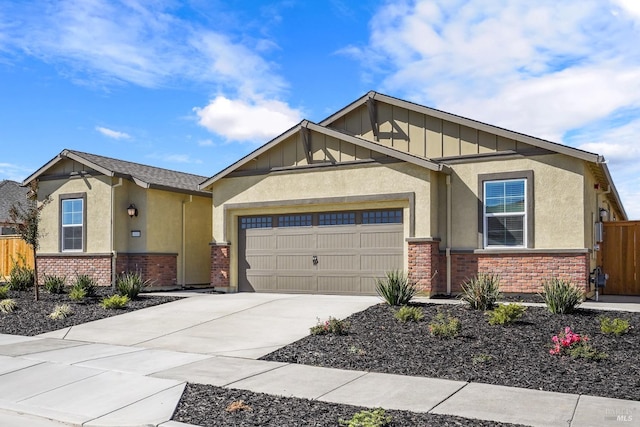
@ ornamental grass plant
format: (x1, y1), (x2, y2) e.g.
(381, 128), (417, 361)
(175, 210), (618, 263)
(459, 273), (501, 311)
(540, 278), (583, 314)
(375, 270), (417, 306)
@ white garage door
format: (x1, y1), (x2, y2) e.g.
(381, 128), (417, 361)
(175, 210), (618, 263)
(238, 209), (404, 294)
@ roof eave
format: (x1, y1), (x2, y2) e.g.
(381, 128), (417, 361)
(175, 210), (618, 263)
(599, 161), (628, 220)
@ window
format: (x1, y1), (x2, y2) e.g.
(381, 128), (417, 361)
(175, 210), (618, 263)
(318, 212), (355, 225)
(61, 198), (84, 251)
(363, 210), (402, 224)
(484, 179), (526, 247)
(240, 216), (272, 229)
(278, 215), (312, 227)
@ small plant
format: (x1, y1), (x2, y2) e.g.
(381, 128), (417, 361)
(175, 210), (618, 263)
(540, 278), (584, 314)
(68, 285), (87, 302)
(394, 305), (424, 323)
(116, 271), (148, 299)
(310, 316), (350, 335)
(348, 345), (366, 356)
(101, 294), (130, 309)
(339, 408), (391, 427)
(599, 316), (631, 336)
(487, 303), (527, 325)
(74, 274), (97, 297)
(0, 299), (17, 314)
(375, 270), (417, 306)
(0, 285), (9, 299)
(459, 273), (501, 311)
(43, 275), (66, 294)
(225, 400), (252, 412)
(428, 310), (461, 339)
(7, 255), (34, 291)
(49, 304), (72, 320)
(549, 327), (607, 360)
(472, 354), (493, 365)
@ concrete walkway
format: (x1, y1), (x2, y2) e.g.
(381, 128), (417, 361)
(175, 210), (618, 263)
(0, 293), (638, 426)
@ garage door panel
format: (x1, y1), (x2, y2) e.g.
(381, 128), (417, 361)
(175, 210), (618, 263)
(276, 255), (314, 270)
(318, 276), (361, 294)
(243, 274), (275, 292)
(244, 255), (275, 270)
(276, 233), (314, 249)
(316, 232), (358, 249)
(317, 254), (358, 271)
(360, 277), (378, 294)
(360, 230), (404, 248)
(277, 275), (315, 292)
(361, 254), (403, 271)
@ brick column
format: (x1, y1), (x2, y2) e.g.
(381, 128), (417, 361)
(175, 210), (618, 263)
(211, 243), (230, 288)
(407, 238), (444, 295)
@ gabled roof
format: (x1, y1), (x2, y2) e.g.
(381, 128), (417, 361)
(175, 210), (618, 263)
(199, 120), (450, 189)
(0, 180), (30, 224)
(24, 150), (210, 196)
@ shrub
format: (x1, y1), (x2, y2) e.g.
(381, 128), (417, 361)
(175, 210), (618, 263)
(49, 304), (72, 320)
(7, 255), (34, 291)
(428, 310), (461, 339)
(43, 275), (66, 294)
(0, 285), (9, 300)
(540, 278), (583, 314)
(487, 303), (527, 325)
(459, 273), (501, 311)
(101, 294), (130, 309)
(339, 408), (391, 427)
(549, 327), (607, 360)
(68, 285), (87, 302)
(116, 271), (148, 299)
(375, 270), (417, 306)
(0, 299), (17, 314)
(225, 400), (252, 412)
(394, 305), (424, 323)
(73, 274), (97, 297)
(310, 316), (350, 335)
(472, 354), (493, 365)
(599, 316), (631, 336)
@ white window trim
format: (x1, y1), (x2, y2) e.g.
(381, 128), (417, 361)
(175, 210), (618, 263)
(60, 196), (85, 252)
(483, 178), (527, 249)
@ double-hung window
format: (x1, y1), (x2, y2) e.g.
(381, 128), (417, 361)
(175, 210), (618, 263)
(61, 198), (84, 251)
(484, 179), (526, 247)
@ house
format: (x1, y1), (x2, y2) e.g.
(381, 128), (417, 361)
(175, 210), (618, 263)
(0, 180), (30, 235)
(200, 91), (626, 296)
(24, 150), (212, 289)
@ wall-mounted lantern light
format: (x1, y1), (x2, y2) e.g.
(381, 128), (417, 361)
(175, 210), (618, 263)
(599, 208), (609, 222)
(127, 204), (138, 218)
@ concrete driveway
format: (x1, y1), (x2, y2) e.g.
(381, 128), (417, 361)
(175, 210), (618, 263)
(40, 292), (380, 358)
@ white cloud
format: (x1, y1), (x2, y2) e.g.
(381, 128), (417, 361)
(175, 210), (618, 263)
(96, 126), (131, 140)
(194, 96), (302, 142)
(198, 139), (215, 147)
(0, 162), (34, 182)
(147, 153), (203, 165)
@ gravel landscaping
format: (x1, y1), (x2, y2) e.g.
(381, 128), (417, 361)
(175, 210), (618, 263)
(0, 287), (181, 336)
(261, 302), (640, 401)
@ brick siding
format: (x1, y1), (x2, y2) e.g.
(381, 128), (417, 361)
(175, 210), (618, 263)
(210, 243), (230, 288)
(116, 253), (177, 289)
(37, 254), (112, 286)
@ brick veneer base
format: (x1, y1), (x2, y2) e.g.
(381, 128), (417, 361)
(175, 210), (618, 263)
(408, 240), (590, 295)
(210, 243), (230, 288)
(116, 253), (178, 289)
(37, 255), (112, 287)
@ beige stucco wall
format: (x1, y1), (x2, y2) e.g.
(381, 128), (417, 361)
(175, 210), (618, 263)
(445, 154), (587, 250)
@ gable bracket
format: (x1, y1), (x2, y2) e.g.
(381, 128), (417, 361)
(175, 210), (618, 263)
(367, 98), (379, 141)
(300, 125), (312, 164)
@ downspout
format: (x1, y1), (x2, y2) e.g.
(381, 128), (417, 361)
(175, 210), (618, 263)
(182, 195), (193, 288)
(111, 178), (123, 289)
(446, 175), (452, 295)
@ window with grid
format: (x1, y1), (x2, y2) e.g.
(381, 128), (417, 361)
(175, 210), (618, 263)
(362, 210), (402, 224)
(278, 214), (312, 227)
(318, 212), (356, 226)
(484, 179), (526, 247)
(61, 198), (84, 251)
(240, 216), (272, 229)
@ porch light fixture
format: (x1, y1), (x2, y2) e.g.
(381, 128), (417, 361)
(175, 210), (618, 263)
(599, 208), (609, 222)
(127, 204), (138, 218)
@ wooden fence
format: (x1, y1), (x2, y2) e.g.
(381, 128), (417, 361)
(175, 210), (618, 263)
(0, 236), (34, 279)
(601, 221), (640, 295)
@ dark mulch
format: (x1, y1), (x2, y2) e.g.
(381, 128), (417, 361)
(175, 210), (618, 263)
(0, 287), (181, 336)
(261, 303), (640, 401)
(173, 383), (525, 427)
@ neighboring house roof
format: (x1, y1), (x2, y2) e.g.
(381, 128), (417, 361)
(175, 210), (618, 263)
(0, 180), (29, 224)
(24, 150), (210, 196)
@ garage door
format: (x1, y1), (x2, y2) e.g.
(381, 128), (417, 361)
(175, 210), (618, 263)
(238, 209), (404, 294)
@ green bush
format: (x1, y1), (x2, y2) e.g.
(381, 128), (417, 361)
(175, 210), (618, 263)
(68, 285), (87, 302)
(394, 305), (424, 323)
(375, 270), (417, 306)
(73, 274), (97, 297)
(487, 303), (527, 325)
(339, 408), (392, 427)
(7, 255), (34, 291)
(0, 285), (9, 299)
(472, 354), (493, 365)
(569, 342), (608, 361)
(540, 278), (583, 314)
(459, 273), (501, 311)
(0, 299), (17, 314)
(599, 316), (631, 336)
(101, 294), (130, 309)
(428, 310), (461, 339)
(49, 304), (72, 320)
(116, 271), (148, 299)
(43, 275), (66, 294)
(310, 316), (350, 335)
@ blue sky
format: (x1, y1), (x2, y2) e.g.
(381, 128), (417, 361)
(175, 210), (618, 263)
(1, 0), (639, 218)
